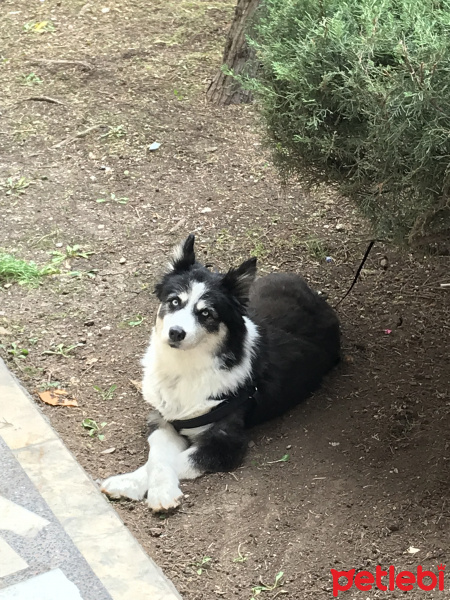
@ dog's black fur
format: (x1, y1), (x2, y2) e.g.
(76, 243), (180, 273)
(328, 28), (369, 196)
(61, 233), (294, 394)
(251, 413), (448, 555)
(172, 245), (341, 473)
(247, 273), (341, 425)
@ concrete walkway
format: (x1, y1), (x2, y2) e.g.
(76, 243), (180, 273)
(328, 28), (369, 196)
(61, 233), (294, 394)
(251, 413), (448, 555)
(0, 359), (182, 600)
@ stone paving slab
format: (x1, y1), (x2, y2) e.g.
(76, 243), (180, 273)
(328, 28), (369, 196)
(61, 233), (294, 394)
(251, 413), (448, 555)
(0, 358), (182, 600)
(0, 440), (112, 599)
(0, 569), (85, 600)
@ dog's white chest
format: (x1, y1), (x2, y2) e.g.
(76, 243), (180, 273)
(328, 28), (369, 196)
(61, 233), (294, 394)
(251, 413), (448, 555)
(141, 338), (224, 421)
(146, 371), (222, 421)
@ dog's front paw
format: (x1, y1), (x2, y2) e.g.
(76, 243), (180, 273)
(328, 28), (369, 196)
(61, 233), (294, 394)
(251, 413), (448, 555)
(146, 485), (183, 512)
(101, 468), (148, 501)
(146, 465), (183, 512)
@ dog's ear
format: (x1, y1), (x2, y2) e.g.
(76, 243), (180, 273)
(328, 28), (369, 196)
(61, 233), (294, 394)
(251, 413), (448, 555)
(168, 234), (196, 273)
(154, 235), (196, 298)
(222, 257), (257, 305)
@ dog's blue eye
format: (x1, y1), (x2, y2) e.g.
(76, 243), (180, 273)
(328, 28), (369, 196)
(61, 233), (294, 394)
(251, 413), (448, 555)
(201, 309), (209, 317)
(170, 298), (180, 307)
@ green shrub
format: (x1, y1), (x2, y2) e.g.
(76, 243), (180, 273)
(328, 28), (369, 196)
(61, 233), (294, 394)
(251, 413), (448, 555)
(245, 0), (450, 245)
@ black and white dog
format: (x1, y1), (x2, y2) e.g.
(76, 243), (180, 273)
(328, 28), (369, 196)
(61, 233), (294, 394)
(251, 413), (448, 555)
(101, 235), (340, 511)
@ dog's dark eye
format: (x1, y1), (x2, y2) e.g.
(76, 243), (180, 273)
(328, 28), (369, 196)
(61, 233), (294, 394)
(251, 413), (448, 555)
(170, 297), (180, 307)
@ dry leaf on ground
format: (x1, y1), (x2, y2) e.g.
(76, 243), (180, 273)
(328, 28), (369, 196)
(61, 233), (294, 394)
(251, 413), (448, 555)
(38, 389), (78, 407)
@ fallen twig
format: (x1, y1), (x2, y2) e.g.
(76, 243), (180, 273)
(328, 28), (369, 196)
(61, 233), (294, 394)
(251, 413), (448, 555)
(20, 96), (66, 106)
(51, 124), (104, 149)
(27, 58), (94, 70)
(169, 218), (187, 233)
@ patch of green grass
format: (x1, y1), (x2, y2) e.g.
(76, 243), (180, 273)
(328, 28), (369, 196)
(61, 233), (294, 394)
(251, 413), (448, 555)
(0, 252), (57, 286)
(251, 571), (285, 599)
(246, 229), (269, 260)
(96, 193), (129, 205)
(21, 72), (43, 86)
(250, 240), (268, 259)
(93, 384), (117, 401)
(23, 21), (55, 34)
(38, 380), (62, 392)
(100, 125), (126, 139)
(0, 342), (29, 358)
(125, 315), (144, 327)
(82, 419), (107, 441)
(215, 228), (233, 252)
(232, 544), (249, 563)
(191, 556), (212, 575)
(43, 343), (79, 358)
(3, 176), (32, 196)
(22, 365), (44, 378)
(50, 245), (94, 264)
(173, 88), (185, 100)
(302, 237), (328, 261)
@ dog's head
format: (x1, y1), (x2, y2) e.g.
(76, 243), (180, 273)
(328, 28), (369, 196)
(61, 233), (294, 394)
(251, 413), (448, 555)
(153, 235), (257, 351)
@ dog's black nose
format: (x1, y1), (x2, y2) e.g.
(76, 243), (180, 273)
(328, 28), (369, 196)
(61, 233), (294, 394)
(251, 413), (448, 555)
(169, 326), (186, 343)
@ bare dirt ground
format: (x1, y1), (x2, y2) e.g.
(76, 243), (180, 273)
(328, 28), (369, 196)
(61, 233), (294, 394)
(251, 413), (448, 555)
(1, 1), (450, 598)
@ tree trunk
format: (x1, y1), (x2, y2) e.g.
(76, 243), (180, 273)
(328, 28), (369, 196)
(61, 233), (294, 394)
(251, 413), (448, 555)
(206, 0), (260, 105)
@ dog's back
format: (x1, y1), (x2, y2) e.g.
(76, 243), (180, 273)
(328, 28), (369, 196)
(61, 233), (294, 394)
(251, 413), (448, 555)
(247, 273), (340, 425)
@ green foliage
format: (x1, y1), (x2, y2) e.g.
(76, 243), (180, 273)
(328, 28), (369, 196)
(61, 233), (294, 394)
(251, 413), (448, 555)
(21, 73), (43, 86)
(251, 571), (284, 598)
(82, 419), (107, 441)
(50, 244), (93, 264)
(4, 176), (32, 195)
(43, 343), (79, 358)
(245, 0), (450, 244)
(96, 193), (129, 205)
(126, 315), (144, 327)
(0, 342), (29, 358)
(93, 384), (117, 401)
(191, 556), (212, 575)
(0, 252), (57, 286)
(23, 21), (55, 34)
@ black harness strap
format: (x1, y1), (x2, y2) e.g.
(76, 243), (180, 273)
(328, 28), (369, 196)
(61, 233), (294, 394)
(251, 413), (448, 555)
(169, 385), (258, 432)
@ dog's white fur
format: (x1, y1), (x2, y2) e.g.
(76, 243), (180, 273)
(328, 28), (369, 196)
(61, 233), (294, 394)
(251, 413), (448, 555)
(101, 293), (260, 510)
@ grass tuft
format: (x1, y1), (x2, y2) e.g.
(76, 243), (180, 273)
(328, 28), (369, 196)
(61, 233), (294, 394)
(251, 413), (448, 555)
(0, 252), (57, 286)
